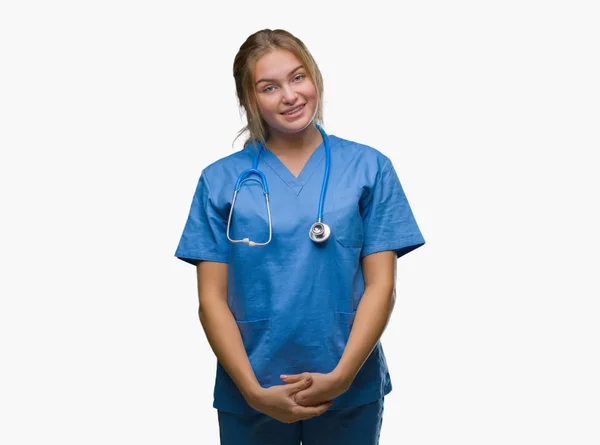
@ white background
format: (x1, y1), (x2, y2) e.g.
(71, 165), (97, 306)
(1, 0), (599, 444)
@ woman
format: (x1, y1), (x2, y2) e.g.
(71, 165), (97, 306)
(175, 28), (425, 445)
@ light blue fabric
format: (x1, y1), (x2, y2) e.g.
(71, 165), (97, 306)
(217, 397), (384, 444)
(175, 134), (425, 414)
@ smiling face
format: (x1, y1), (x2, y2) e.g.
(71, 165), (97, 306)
(253, 49), (318, 137)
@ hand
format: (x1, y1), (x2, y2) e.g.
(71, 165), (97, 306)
(280, 372), (351, 407)
(247, 374), (333, 424)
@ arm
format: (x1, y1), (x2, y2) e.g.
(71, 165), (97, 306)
(196, 260), (262, 402)
(332, 250), (397, 385)
(283, 250), (397, 404)
(196, 260), (332, 422)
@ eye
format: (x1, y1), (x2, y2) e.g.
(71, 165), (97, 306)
(294, 74), (305, 82)
(263, 85), (275, 93)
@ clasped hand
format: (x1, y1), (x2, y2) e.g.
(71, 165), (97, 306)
(280, 372), (349, 407)
(248, 372), (350, 424)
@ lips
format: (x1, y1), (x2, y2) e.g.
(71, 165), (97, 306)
(281, 104), (305, 115)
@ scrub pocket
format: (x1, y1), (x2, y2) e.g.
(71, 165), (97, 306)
(331, 195), (364, 249)
(236, 318), (271, 386)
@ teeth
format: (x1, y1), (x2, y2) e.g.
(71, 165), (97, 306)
(285, 105), (302, 114)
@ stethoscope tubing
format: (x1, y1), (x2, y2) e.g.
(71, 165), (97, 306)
(317, 126), (330, 222)
(227, 123), (330, 246)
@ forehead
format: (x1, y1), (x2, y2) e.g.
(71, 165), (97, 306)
(254, 49), (303, 81)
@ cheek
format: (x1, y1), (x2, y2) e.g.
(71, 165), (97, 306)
(260, 107), (279, 124)
(301, 82), (318, 100)
(257, 97), (278, 116)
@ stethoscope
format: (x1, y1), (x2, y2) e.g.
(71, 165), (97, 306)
(226, 124), (331, 247)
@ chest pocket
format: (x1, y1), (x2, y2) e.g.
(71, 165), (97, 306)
(329, 190), (364, 248)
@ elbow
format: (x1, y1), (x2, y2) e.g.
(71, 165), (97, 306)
(364, 281), (396, 329)
(197, 298), (226, 324)
(198, 302), (208, 323)
(388, 286), (397, 312)
(367, 282), (396, 312)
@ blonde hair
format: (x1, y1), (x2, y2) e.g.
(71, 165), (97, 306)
(232, 29), (324, 148)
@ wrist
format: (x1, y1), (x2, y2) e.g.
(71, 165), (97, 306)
(330, 367), (355, 391)
(241, 382), (265, 408)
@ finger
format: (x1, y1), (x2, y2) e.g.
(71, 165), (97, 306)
(293, 389), (314, 406)
(295, 401), (333, 420)
(280, 373), (304, 383)
(280, 372), (309, 382)
(288, 375), (313, 394)
(295, 388), (330, 408)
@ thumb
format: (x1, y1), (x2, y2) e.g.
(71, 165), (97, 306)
(288, 374), (313, 394)
(280, 373), (305, 383)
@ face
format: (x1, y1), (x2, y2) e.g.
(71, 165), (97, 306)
(253, 49), (318, 136)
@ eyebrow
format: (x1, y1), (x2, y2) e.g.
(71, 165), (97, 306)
(255, 65), (304, 86)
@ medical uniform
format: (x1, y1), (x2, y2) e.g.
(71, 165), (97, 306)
(175, 133), (425, 443)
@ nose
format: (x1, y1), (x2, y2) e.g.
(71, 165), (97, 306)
(281, 84), (298, 104)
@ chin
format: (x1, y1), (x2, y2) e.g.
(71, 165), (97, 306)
(275, 116), (316, 134)
(279, 122), (312, 134)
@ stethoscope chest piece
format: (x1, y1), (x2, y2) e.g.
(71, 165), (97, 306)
(309, 221), (331, 243)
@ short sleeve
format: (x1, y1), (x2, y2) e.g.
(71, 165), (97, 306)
(360, 159), (426, 259)
(174, 172), (229, 265)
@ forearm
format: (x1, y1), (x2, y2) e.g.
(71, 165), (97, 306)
(332, 282), (395, 384)
(199, 299), (262, 402)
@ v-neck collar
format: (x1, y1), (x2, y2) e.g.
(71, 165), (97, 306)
(258, 140), (325, 196)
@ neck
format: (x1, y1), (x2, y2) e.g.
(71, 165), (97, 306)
(266, 124), (322, 155)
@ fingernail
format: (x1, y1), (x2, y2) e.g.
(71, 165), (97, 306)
(280, 374), (287, 378)
(305, 377), (311, 383)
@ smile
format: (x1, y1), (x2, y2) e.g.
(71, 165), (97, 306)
(281, 104), (305, 116)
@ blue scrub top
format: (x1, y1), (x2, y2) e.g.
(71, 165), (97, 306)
(175, 134), (426, 414)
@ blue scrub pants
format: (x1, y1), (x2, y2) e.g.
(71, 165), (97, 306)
(217, 398), (384, 445)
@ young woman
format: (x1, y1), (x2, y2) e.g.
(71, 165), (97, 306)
(175, 28), (425, 445)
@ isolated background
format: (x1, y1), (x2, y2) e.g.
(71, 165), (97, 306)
(1, 1), (599, 444)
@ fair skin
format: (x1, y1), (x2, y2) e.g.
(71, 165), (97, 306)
(253, 49), (322, 177)
(195, 48), (398, 422)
